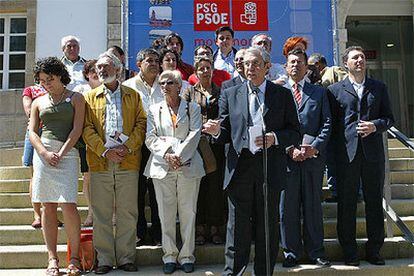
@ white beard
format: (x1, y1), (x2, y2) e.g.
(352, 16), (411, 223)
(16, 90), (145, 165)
(99, 74), (116, 84)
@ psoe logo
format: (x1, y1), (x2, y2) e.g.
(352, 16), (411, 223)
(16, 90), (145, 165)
(240, 2), (257, 25)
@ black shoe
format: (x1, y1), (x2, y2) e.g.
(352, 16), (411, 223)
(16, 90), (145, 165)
(118, 262), (138, 272)
(282, 255), (298, 268)
(366, 254), (385, 265)
(94, 265), (113, 274)
(344, 257), (360, 266)
(312, 257), (331, 267)
(324, 196), (337, 203)
(136, 236), (145, 246)
(181, 263), (194, 273)
(163, 262), (177, 274)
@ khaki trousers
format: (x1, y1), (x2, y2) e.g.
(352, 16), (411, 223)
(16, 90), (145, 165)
(153, 171), (200, 264)
(90, 161), (138, 266)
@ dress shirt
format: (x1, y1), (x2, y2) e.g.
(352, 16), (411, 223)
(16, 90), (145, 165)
(122, 72), (164, 114)
(214, 49), (235, 76)
(247, 80), (278, 152)
(104, 83), (123, 137)
(61, 56), (87, 90)
(350, 78), (366, 100)
(287, 78), (306, 107)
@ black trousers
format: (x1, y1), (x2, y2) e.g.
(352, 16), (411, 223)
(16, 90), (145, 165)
(224, 150), (280, 276)
(336, 142), (385, 260)
(280, 162), (325, 260)
(137, 145), (161, 241)
(196, 143), (225, 226)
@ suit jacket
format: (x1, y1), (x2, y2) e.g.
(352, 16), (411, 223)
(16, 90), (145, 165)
(144, 100), (205, 179)
(216, 80), (300, 190)
(285, 81), (332, 170)
(220, 75), (244, 92)
(327, 77), (394, 163)
(83, 84), (147, 172)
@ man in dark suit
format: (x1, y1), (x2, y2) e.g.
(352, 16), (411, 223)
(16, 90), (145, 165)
(327, 46), (394, 266)
(279, 49), (331, 268)
(204, 47), (300, 275)
(221, 48), (247, 92)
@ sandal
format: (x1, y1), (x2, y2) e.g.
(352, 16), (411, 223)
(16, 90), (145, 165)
(83, 214), (93, 227)
(31, 218), (41, 228)
(67, 257), (82, 275)
(195, 225), (206, 245)
(45, 257), (59, 276)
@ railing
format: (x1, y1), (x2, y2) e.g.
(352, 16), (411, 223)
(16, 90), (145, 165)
(383, 127), (414, 244)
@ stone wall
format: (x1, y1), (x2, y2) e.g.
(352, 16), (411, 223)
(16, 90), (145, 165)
(0, 0), (37, 147)
(107, 0), (122, 48)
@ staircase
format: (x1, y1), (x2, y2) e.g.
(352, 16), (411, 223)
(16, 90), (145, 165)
(0, 139), (413, 275)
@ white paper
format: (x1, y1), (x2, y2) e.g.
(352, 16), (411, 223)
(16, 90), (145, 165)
(248, 125), (262, 154)
(302, 134), (316, 145)
(104, 131), (129, 148)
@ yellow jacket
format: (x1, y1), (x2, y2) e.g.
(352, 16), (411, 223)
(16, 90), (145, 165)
(83, 84), (147, 172)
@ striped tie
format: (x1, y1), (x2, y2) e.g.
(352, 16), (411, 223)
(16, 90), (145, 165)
(293, 83), (302, 106)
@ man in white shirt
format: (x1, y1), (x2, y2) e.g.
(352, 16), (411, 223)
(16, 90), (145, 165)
(60, 35), (87, 90)
(213, 26), (238, 77)
(123, 48), (163, 246)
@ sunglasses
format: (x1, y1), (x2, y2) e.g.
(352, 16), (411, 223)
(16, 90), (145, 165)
(159, 80), (175, 86)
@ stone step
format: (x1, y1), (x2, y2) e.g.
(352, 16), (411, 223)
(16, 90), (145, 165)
(0, 166), (31, 180)
(2, 258), (414, 275)
(0, 216), (413, 246)
(0, 179), (83, 193)
(387, 139), (413, 148)
(389, 148), (414, 158)
(321, 185), (414, 200)
(0, 237), (412, 269)
(389, 158), (414, 171)
(1, 198), (413, 225)
(390, 171), (414, 184)
(0, 148), (23, 167)
(0, 193), (88, 208)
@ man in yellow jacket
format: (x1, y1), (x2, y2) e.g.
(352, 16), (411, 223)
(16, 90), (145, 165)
(83, 52), (146, 274)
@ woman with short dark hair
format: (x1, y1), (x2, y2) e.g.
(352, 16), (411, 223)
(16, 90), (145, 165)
(29, 57), (85, 276)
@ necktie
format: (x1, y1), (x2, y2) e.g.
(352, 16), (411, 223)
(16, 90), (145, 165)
(249, 86), (262, 126)
(293, 83), (302, 106)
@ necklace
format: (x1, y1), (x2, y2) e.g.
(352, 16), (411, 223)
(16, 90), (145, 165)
(49, 90), (66, 106)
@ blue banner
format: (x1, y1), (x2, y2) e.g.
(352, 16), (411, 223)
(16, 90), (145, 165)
(128, 0), (333, 70)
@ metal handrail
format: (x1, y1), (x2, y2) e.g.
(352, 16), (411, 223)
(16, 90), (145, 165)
(383, 128), (414, 245)
(388, 126), (414, 152)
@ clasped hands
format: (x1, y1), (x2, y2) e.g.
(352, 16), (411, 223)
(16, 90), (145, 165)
(105, 145), (128, 163)
(356, 120), (376, 138)
(42, 151), (62, 167)
(289, 145), (319, 162)
(164, 153), (182, 170)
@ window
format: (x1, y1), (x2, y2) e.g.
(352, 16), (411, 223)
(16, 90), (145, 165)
(0, 14), (27, 90)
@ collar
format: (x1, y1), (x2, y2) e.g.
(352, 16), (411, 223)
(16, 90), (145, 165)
(349, 76), (366, 87)
(248, 79), (266, 94)
(103, 81), (121, 95)
(288, 77), (306, 90)
(138, 72), (159, 89)
(61, 55), (84, 64)
(219, 49), (234, 59)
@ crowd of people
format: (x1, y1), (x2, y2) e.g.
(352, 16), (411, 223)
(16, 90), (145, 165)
(22, 26), (394, 276)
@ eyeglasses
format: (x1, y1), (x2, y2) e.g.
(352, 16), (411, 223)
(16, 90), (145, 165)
(159, 80), (175, 86)
(243, 60), (263, 68)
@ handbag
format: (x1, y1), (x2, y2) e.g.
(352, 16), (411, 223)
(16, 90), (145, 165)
(67, 228), (96, 272)
(185, 100), (217, 174)
(198, 135), (217, 174)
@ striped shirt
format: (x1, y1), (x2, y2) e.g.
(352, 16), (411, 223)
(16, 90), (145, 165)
(104, 83), (123, 136)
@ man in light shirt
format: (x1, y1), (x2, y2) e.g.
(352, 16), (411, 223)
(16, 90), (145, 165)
(213, 26), (238, 77)
(60, 35), (87, 90)
(123, 48), (163, 246)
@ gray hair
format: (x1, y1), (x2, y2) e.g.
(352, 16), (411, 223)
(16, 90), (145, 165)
(245, 47), (271, 64)
(136, 48), (160, 63)
(159, 70), (182, 87)
(97, 52), (123, 79)
(251, 33), (272, 43)
(61, 35), (80, 49)
(308, 53), (327, 66)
